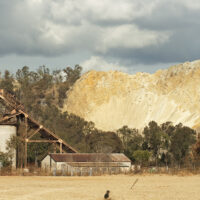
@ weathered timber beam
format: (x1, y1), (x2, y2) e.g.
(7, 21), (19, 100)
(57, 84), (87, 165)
(0, 90), (23, 109)
(20, 111), (78, 152)
(27, 139), (58, 143)
(0, 112), (21, 122)
(18, 110), (28, 118)
(18, 109), (78, 152)
(28, 125), (43, 139)
(0, 116), (9, 122)
(0, 94), (18, 110)
(0, 94), (5, 101)
(0, 122), (17, 125)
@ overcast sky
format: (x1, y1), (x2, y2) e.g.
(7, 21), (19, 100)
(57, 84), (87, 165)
(0, 0), (200, 74)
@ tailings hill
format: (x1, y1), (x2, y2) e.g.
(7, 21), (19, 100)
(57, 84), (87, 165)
(63, 60), (200, 131)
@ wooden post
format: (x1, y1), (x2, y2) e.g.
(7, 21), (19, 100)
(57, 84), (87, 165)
(28, 126), (42, 139)
(20, 141), (23, 169)
(24, 115), (28, 168)
(24, 140), (27, 168)
(54, 143), (56, 153)
(60, 142), (62, 153)
(59, 140), (63, 153)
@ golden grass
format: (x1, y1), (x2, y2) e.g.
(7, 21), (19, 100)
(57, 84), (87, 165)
(0, 175), (199, 200)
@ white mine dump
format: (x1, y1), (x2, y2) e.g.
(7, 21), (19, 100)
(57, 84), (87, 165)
(64, 60), (200, 131)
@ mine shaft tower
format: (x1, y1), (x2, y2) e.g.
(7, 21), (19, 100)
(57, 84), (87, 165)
(0, 89), (77, 168)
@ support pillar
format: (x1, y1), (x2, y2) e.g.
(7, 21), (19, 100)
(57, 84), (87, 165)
(53, 143), (56, 153)
(60, 142), (62, 153)
(24, 115), (28, 168)
(24, 140), (27, 168)
(59, 142), (63, 153)
(58, 139), (63, 153)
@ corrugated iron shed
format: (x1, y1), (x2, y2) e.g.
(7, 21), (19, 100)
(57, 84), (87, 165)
(65, 162), (126, 167)
(49, 153), (131, 163)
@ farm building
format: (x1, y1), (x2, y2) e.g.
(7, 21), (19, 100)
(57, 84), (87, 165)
(41, 153), (131, 175)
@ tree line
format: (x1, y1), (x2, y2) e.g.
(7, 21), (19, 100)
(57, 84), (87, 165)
(0, 66), (123, 166)
(0, 66), (199, 168)
(117, 121), (200, 168)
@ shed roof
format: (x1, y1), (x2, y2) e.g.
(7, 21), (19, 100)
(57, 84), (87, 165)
(48, 153), (131, 163)
(66, 162), (129, 167)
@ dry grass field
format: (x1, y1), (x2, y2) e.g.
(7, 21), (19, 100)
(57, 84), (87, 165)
(0, 175), (199, 200)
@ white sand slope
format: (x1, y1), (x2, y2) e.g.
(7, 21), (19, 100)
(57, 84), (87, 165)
(64, 60), (200, 131)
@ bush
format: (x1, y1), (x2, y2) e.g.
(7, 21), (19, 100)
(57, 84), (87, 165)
(133, 150), (151, 166)
(0, 152), (12, 167)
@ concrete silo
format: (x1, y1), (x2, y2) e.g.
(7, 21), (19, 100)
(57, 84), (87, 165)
(0, 125), (17, 167)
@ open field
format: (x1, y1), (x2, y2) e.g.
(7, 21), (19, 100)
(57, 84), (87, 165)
(0, 175), (200, 200)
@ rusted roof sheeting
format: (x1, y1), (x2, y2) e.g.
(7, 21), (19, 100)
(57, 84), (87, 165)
(67, 162), (128, 167)
(50, 153), (131, 163)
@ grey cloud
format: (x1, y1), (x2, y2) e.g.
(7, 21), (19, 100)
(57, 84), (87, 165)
(100, 28), (200, 65)
(134, 1), (200, 31)
(95, 1), (200, 65)
(0, 0), (200, 72)
(0, 0), (79, 56)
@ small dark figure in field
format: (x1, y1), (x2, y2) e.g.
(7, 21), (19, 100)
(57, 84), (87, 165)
(104, 190), (111, 199)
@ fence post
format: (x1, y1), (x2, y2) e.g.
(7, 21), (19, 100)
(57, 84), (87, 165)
(89, 168), (92, 176)
(0, 162), (2, 175)
(80, 168), (82, 176)
(71, 168), (74, 176)
(53, 167), (56, 176)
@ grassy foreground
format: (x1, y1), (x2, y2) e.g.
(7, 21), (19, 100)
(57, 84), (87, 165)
(0, 175), (199, 200)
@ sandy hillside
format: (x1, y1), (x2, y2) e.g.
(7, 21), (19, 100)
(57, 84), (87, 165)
(0, 175), (199, 200)
(64, 60), (200, 131)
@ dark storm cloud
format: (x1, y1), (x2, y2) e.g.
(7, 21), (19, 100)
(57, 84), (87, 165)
(134, 1), (200, 31)
(0, 0), (200, 71)
(95, 0), (200, 65)
(131, 1), (200, 64)
(0, 0), (77, 57)
(101, 27), (200, 65)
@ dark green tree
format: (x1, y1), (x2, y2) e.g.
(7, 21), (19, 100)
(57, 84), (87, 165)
(143, 121), (164, 164)
(117, 126), (143, 160)
(170, 123), (196, 166)
(58, 65), (82, 107)
(86, 130), (123, 153)
(133, 150), (151, 166)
